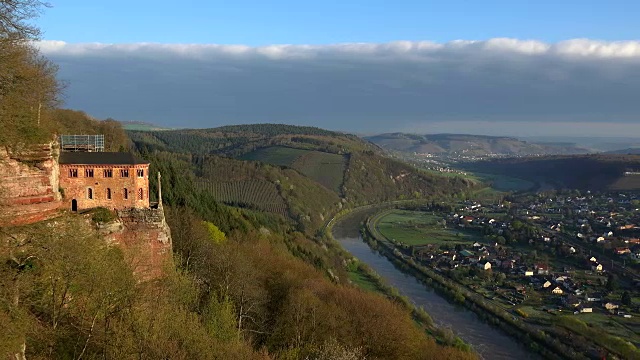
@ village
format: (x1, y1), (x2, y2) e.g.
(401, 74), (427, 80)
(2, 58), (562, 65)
(380, 191), (640, 327)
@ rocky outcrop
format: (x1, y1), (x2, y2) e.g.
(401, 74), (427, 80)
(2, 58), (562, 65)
(0, 143), (63, 226)
(99, 207), (173, 280)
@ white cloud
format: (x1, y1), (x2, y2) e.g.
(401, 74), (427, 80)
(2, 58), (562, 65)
(36, 38), (640, 134)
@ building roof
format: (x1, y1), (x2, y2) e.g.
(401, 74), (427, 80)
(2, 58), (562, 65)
(59, 152), (149, 165)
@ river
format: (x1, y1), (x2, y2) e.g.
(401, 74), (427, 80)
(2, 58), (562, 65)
(332, 208), (538, 360)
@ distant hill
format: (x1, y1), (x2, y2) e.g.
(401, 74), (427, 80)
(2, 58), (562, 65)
(365, 133), (589, 156)
(459, 154), (640, 191)
(128, 123), (375, 157)
(119, 120), (171, 131)
(604, 148), (640, 155)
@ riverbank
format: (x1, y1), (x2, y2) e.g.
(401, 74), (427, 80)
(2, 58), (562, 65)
(324, 205), (474, 352)
(362, 209), (588, 360)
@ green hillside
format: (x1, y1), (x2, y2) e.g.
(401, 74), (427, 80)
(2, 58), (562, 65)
(459, 154), (640, 191)
(344, 151), (477, 206)
(194, 154), (341, 235)
(241, 146), (348, 193)
(130, 124), (481, 217)
(128, 123), (376, 157)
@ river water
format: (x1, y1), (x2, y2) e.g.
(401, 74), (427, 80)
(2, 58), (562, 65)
(332, 208), (538, 360)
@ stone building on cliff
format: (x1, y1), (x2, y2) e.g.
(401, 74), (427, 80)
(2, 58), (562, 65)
(0, 137), (172, 280)
(58, 152), (150, 212)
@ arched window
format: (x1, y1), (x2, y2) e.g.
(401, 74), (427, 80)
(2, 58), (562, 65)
(87, 188), (93, 200)
(106, 188), (112, 200)
(123, 188), (128, 200)
(138, 188), (143, 200)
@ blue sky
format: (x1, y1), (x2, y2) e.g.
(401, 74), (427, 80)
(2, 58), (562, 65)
(36, 1), (640, 136)
(41, 0), (640, 45)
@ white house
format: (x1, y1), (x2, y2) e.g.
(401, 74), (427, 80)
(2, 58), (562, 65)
(552, 287), (564, 295)
(605, 302), (619, 310)
(543, 281), (552, 288)
(593, 263), (603, 272)
(477, 260), (491, 270)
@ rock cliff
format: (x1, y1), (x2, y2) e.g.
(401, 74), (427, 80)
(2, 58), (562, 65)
(0, 143), (63, 225)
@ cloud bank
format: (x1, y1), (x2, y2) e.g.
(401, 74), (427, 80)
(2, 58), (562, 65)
(39, 38), (640, 136)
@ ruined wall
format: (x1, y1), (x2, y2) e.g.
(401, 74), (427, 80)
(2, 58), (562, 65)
(0, 144), (63, 226)
(59, 164), (150, 211)
(99, 207), (172, 280)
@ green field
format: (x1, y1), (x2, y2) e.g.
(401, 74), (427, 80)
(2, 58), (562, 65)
(240, 146), (347, 193)
(375, 210), (482, 246)
(197, 180), (288, 216)
(578, 313), (640, 346)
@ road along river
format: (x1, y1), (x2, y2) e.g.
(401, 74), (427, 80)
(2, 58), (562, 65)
(332, 208), (538, 360)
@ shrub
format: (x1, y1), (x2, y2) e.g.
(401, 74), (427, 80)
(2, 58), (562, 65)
(91, 207), (117, 223)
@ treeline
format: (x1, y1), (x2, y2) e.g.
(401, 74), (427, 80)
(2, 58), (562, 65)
(128, 124), (375, 158)
(0, 0), (59, 147)
(0, 4), (128, 150)
(213, 123), (343, 137)
(52, 109), (130, 151)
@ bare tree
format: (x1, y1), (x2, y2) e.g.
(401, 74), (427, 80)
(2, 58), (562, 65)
(0, 0), (50, 41)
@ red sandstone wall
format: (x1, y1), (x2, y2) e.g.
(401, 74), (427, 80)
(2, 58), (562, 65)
(0, 145), (63, 225)
(99, 208), (172, 280)
(59, 164), (149, 211)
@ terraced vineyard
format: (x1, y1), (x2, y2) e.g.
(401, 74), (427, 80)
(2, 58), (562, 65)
(197, 180), (288, 216)
(291, 151), (347, 193)
(241, 146), (348, 193)
(240, 146), (310, 167)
